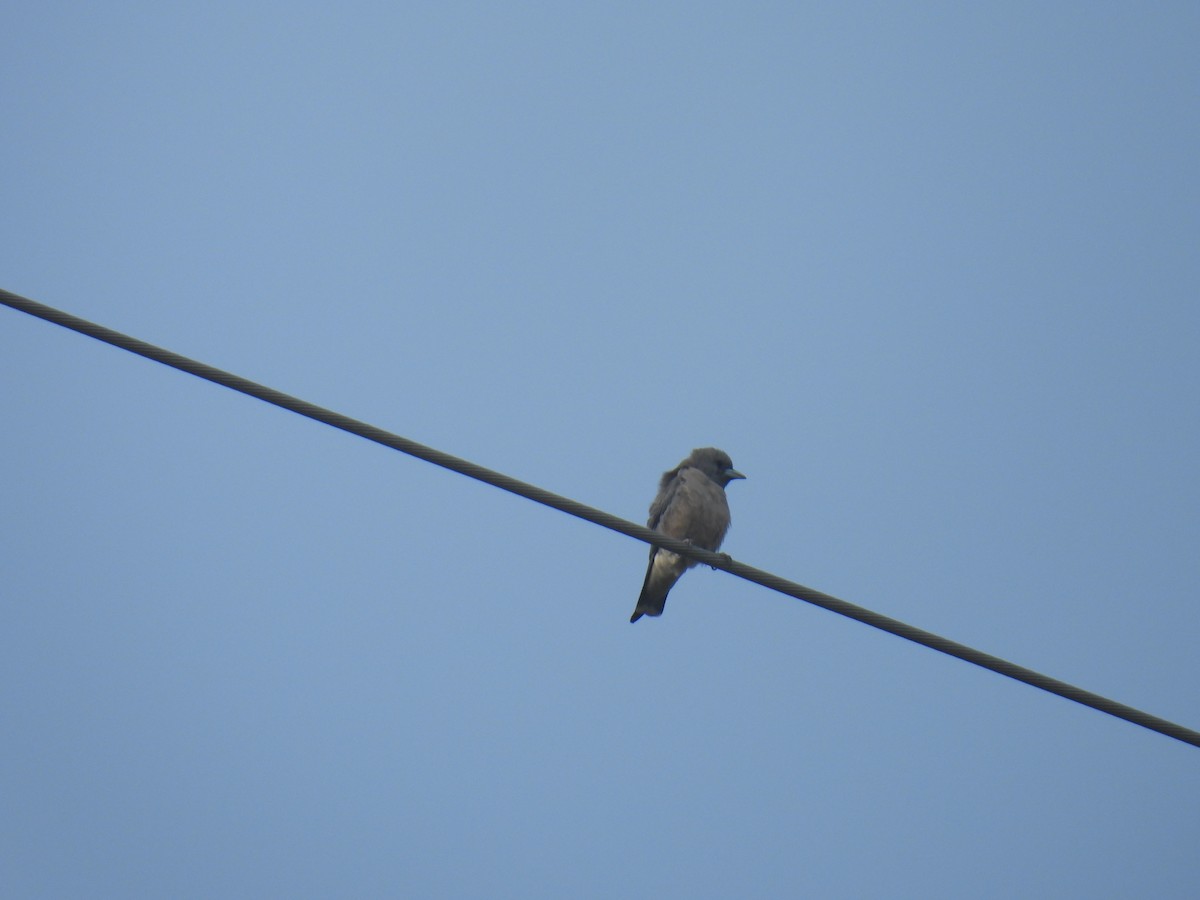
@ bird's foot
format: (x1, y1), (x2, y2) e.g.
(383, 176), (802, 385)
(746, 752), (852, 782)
(709, 552), (733, 570)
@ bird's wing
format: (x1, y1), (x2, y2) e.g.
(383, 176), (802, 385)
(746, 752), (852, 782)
(647, 466), (685, 532)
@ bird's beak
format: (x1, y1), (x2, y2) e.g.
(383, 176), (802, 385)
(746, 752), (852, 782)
(726, 468), (746, 480)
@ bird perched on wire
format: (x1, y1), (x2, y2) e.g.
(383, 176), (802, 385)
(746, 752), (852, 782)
(630, 447), (745, 623)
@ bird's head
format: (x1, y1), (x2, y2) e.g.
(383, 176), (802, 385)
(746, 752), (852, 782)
(687, 447), (746, 487)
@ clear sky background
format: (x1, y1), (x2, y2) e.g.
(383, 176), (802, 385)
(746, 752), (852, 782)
(3, 3), (1198, 897)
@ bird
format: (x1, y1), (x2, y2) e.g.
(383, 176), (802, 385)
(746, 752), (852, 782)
(630, 447), (745, 623)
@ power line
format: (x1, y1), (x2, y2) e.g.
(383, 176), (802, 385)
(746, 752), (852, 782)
(3, 286), (1198, 749)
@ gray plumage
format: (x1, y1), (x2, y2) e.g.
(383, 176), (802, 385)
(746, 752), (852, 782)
(630, 447), (745, 623)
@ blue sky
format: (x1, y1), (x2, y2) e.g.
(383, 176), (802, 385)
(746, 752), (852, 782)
(3, 3), (1198, 897)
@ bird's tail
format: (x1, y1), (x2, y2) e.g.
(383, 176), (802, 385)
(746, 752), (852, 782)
(630, 602), (663, 624)
(629, 552), (676, 623)
(629, 597), (666, 624)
